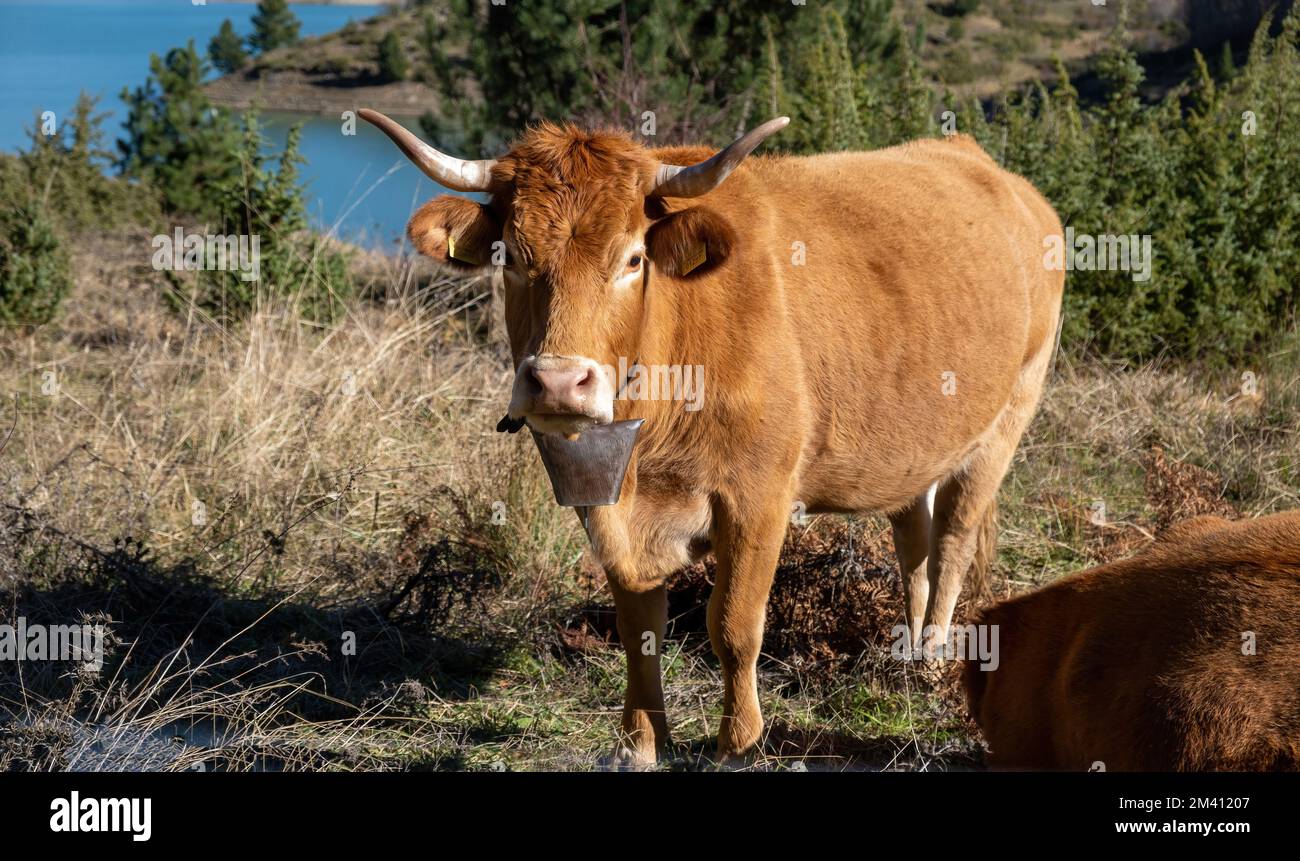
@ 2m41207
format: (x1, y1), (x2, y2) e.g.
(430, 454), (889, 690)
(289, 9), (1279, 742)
(1182, 798), (1251, 810)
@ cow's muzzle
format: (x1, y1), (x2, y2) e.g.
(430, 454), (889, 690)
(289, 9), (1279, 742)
(508, 354), (614, 436)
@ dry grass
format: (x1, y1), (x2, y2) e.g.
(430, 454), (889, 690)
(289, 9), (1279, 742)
(2, 236), (1297, 771)
(1000, 347), (1300, 583)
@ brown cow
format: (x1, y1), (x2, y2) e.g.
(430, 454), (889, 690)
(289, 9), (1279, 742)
(362, 110), (1064, 766)
(965, 511), (1300, 771)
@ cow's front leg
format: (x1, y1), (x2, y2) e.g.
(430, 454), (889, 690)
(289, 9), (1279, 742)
(609, 580), (670, 768)
(708, 496), (788, 761)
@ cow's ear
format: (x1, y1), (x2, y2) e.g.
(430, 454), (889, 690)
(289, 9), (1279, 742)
(408, 196), (502, 270)
(645, 206), (737, 278)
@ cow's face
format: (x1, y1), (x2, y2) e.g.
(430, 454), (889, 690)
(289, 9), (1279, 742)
(361, 112), (786, 436)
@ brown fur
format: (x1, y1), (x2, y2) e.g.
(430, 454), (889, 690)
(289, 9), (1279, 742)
(644, 206), (738, 278)
(410, 198), (501, 268)
(405, 123), (1064, 765)
(964, 511), (1300, 771)
(968, 499), (997, 604)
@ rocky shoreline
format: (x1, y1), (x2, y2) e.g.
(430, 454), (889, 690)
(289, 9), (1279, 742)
(205, 70), (439, 119)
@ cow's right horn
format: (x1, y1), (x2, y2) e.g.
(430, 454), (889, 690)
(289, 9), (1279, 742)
(359, 108), (497, 193)
(651, 116), (789, 199)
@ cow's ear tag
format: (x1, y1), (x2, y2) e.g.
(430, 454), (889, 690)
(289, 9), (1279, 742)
(680, 241), (707, 275)
(448, 233), (477, 265)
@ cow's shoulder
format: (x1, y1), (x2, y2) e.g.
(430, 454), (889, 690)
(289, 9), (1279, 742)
(940, 132), (991, 155)
(890, 132), (995, 163)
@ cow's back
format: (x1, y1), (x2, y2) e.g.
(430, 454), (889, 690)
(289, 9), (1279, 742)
(725, 136), (1063, 511)
(965, 511), (1300, 771)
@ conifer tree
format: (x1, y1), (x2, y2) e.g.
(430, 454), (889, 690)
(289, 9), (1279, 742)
(209, 20), (249, 75)
(377, 31), (409, 83)
(249, 0), (301, 55)
(117, 41), (240, 220)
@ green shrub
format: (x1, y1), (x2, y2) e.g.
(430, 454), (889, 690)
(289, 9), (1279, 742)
(0, 188), (72, 326)
(21, 93), (158, 233)
(980, 12), (1300, 359)
(418, 0), (900, 150)
(0, 92), (157, 326)
(782, 7), (928, 152)
(168, 113), (354, 325)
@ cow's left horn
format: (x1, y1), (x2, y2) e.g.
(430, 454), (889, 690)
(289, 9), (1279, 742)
(651, 116), (789, 199)
(359, 108), (496, 193)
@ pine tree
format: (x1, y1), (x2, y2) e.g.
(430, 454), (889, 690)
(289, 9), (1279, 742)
(209, 20), (249, 75)
(1217, 40), (1236, 81)
(0, 198), (70, 325)
(817, 9), (868, 151)
(23, 93), (154, 230)
(886, 27), (933, 143)
(249, 0), (301, 55)
(377, 31), (409, 83)
(117, 41), (240, 220)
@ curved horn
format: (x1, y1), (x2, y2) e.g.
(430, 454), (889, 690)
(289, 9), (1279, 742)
(358, 108), (496, 193)
(652, 116), (790, 199)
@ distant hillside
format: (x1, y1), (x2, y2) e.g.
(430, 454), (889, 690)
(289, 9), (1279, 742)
(204, 0), (1294, 118)
(206, 7), (448, 118)
(904, 0), (1294, 96)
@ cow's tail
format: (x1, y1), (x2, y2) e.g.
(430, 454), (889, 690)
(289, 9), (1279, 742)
(967, 499), (998, 604)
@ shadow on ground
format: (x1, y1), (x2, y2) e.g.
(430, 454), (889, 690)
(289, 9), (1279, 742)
(0, 501), (517, 771)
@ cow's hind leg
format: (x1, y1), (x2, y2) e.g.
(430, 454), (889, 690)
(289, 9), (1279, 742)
(923, 344), (1052, 658)
(922, 454), (1006, 659)
(889, 484), (935, 653)
(608, 581), (671, 768)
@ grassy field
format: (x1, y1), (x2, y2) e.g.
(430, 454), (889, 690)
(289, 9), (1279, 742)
(2, 233), (1298, 771)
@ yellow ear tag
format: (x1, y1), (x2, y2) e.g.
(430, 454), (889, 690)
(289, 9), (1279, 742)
(680, 241), (707, 275)
(447, 233), (475, 264)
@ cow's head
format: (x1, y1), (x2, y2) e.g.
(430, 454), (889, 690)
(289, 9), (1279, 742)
(360, 110), (787, 436)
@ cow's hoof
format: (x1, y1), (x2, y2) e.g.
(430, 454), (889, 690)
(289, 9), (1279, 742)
(714, 733), (763, 770)
(599, 744), (657, 771)
(713, 749), (758, 771)
(914, 657), (947, 686)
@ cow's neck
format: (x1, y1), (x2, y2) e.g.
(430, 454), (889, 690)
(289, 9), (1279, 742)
(612, 271), (698, 458)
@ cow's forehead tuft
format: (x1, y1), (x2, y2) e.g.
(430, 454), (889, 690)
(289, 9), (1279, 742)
(502, 122), (654, 185)
(496, 123), (651, 272)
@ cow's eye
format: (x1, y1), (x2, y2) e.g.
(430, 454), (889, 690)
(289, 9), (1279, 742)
(627, 254), (643, 270)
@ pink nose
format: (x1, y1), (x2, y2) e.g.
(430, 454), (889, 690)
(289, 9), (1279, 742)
(529, 365), (597, 414)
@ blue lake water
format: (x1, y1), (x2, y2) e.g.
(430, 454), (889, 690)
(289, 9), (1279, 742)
(0, 0), (453, 249)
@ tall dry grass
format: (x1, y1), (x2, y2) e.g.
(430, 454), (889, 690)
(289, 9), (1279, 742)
(0, 237), (589, 770)
(2, 235), (585, 599)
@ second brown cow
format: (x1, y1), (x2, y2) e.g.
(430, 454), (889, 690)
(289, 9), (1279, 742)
(965, 511), (1300, 771)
